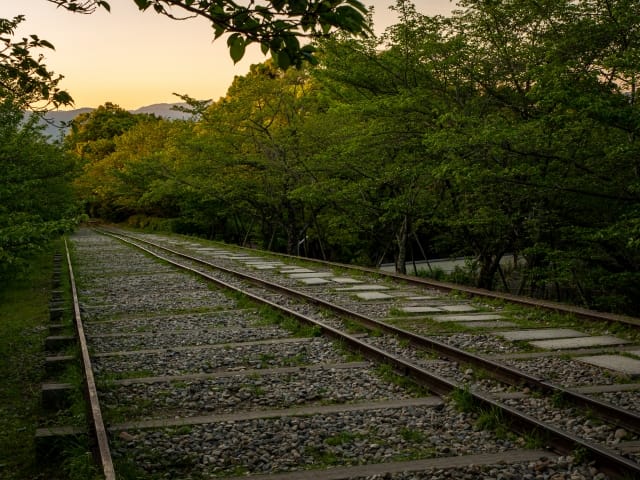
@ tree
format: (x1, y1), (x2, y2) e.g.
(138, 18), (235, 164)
(0, 99), (77, 278)
(427, 0), (640, 306)
(46, 0), (370, 68)
(0, 15), (76, 280)
(68, 103), (161, 217)
(0, 16), (72, 110)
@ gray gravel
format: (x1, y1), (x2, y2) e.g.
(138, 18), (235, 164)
(504, 357), (621, 386)
(70, 230), (624, 479)
(355, 456), (608, 479)
(502, 396), (639, 448)
(88, 325), (289, 353)
(111, 404), (514, 478)
(100, 365), (412, 421)
(596, 390), (640, 413)
(93, 337), (347, 377)
(84, 309), (263, 335)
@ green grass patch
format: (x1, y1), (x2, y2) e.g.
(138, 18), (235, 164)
(0, 240), (98, 479)
(399, 427), (426, 443)
(268, 312), (322, 338)
(475, 406), (511, 439)
(523, 429), (548, 449)
(375, 363), (430, 396)
(449, 386), (478, 413)
(324, 431), (364, 446)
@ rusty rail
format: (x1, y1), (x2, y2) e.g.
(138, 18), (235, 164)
(65, 239), (116, 479)
(98, 229), (640, 479)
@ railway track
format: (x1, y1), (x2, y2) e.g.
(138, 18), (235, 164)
(45, 227), (640, 478)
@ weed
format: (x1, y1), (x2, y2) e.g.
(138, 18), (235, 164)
(400, 427), (426, 443)
(113, 457), (147, 479)
(342, 318), (370, 334)
(176, 425), (193, 435)
(62, 439), (101, 480)
(325, 431), (361, 446)
(523, 429), (548, 449)
(376, 363), (430, 396)
(551, 390), (571, 409)
(450, 386), (477, 413)
(476, 407), (511, 439)
(572, 445), (590, 464)
(0, 240), (101, 478)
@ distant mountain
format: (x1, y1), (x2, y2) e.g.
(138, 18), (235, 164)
(31, 102), (195, 141)
(130, 103), (193, 120)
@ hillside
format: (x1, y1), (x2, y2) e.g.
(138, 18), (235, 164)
(31, 103), (194, 140)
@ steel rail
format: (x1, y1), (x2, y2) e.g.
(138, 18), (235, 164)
(64, 239), (116, 480)
(153, 229), (640, 328)
(98, 229), (640, 479)
(98, 229), (640, 434)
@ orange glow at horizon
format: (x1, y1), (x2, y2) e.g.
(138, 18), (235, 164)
(3, 0), (456, 110)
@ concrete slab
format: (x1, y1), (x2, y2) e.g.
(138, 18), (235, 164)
(330, 277), (362, 284)
(252, 265), (282, 270)
(356, 292), (394, 300)
(439, 304), (477, 312)
(336, 285), (389, 291)
(299, 277), (330, 285)
(404, 296), (439, 301)
(459, 321), (518, 328)
(430, 314), (506, 322)
(576, 355), (640, 376)
(496, 328), (587, 341)
(628, 350), (640, 357)
(400, 306), (443, 313)
(288, 272), (333, 278)
(530, 335), (630, 350)
(280, 268), (315, 274)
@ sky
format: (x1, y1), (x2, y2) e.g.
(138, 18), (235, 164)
(3, 0), (457, 110)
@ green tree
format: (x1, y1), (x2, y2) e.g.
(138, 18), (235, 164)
(0, 15), (76, 280)
(427, 0), (640, 307)
(69, 103), (162, 218)
(0, 99), (77, 277)
(0, 15), (72, 110)
(307, 1), (451, 271)
(185, 61), (324, 251)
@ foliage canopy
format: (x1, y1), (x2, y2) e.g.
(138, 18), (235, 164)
(46, 0), (370, 68)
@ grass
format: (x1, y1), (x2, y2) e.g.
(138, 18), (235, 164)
(399, 427), (426, 443)
(475, 407), (511, 439)
(270, 312), (322, 338)
(324, 431), (364, 446)
(375, 363), (430, 396)
(0, 240), (99, 479)
(0, 243), (56, 479)
(449, 386), (477, 413)
(523, 429), (548, 449)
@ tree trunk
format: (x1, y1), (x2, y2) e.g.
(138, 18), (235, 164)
(395, 215), (409, 274)
(477, 252), (503, 290)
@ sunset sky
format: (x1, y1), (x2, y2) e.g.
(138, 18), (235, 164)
(3, 1), (456, 110)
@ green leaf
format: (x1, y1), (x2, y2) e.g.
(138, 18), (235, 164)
(227, 34), (246, 63)
(271, 0), (286, 11)
(273, 51), (291, 69)
(133, 0), (151, 10)
(213, 24), (225, 40)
